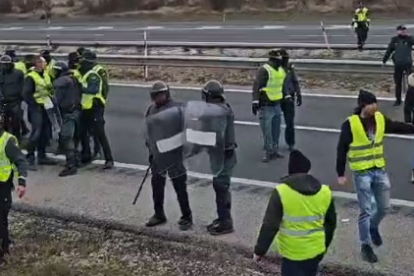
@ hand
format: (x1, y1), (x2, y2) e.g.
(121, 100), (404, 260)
(16, 185), (26, 198)
(296, 95), (302, 106)
(251, 102), (259, 116)
(253, 253), (262, 263)
(337, 176), (347, 186)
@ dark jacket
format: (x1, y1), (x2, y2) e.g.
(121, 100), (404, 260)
(95, 66), (109, 99)
(0, 128), (28, 185)
(336, 114), (414, 177)
(383, 35), (414, 66)
(252, 60), (285, 106)
(254, 174), (337, 256)
(0, 68), (24, 107)
(283, 64), (301, 99)
(54, 71), (82, 113)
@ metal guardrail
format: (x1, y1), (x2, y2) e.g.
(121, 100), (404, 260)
(16, 52), (394, 74)
(1, 40), (391, 50)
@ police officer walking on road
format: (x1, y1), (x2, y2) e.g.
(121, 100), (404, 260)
(201, 80), (237, 235)
(254, 150), (337, 276)
(280, 49), (302, 151)
(0, 55), (25, 141)
(252, 49), (286, 162)
(53, 61), (82, 177)
(352, 2), (370, 51)
(383, 25), (414, 106)
(0, 113), (27, 266)
(145, 81), (193, 231)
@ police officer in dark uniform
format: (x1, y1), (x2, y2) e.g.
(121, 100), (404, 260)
(202, 80), (237, 235)
(280, 49), (302, 151)
(145, 81), (193, 231)
(383, 25), (414, 106)
(53, 61), (82, 177)
(0, 113), (27, 266)
(0, 55), (25, 141)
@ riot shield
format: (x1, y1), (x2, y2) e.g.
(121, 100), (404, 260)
(145, 105), (186, 179)
(183, 101), (228, 176)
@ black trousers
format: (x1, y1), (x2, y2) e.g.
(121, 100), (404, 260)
(79, 101), (113, 162)
(355, 26), (368, 47)
(281, 99), (295, 147)
(394, 64), (412, 103)
(281, 253), (324, 276)
(3, 104), (22, 141)
(404, 89), (414, 123)
(26, 106), (51, 159)
(60, 111), (80, 168)
(151, 170), (192, 219)
(0, 181), (12, 258)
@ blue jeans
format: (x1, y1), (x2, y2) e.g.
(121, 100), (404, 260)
(258, 105), (282, 156)
(353, 168), (391, 245)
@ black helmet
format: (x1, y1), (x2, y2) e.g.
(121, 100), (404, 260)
(202, 80), (225, 101)
(77, 47), (86, 55)
(81, 50), (97, 62)
(68, 51), (80, 62)
(150, 80), (169, 95)
(40, 49), (52, 63)
(53, 61), (69, 72)
(268, 49), (283, 59)
(4, 50), (16, 60)
(279, 49), (289, 58)
(0, 55), (12, 64)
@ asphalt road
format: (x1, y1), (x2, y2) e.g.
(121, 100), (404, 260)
(102, 86), (414, 201)
(0, 19), (413, 44)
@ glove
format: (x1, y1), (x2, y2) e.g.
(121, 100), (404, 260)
(252, 102), (259, 116)
(148, 154), (153, 164)
(296, 94), (302, 106)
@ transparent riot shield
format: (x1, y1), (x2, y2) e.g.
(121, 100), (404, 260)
(44, 96), (61, 140)
(145, 105), (186, 179)
(183, 100), (228, 176)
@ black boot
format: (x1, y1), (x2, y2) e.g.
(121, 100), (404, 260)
(59, 166), (78, 177)
(370, 227), (383, 247)
(178, 216), (193, 231)
(145, 214), (167, 227)
(207, 220), (234, 236)
(394, 100), (402, 106)
(361, 244), (378, 263)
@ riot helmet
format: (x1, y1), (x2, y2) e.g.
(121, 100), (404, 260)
(201, 80), (225, 102)
(150, 81), (170, 106)
(53, 60), (69, 78)
(0, 55), (14, 74)
(68, 51), (80, 69)
(4, 50), (16, 62)
(279, 49), (290, 67)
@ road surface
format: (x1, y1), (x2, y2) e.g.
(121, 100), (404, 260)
(98, 85), (414, 201)
(0, 19), (412, 44)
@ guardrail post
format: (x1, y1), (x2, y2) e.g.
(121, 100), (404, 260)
(320, 21), (331, 51)
(144, 31), (148, 81)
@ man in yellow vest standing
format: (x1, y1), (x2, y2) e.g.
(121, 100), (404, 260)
(336, 89), (414, 263)
(78, 50), (113, 169)
(252, 49), (286, 162)
(22, 55), (57, 170)
(0, 113), (27, 266)
(253, 150), (337, 276)
(352, 2), (370, 51)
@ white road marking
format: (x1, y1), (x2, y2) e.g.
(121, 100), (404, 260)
(42, 153), (414, 208)
(197, 26), (222, 30)
(88, 26), (114, 30)
(46, 26), (63, 30)
(144, 26), (165, 30)
(111, 82), (395, 101)
(261, 25), (286, 29)
(0, 27), (23, 30)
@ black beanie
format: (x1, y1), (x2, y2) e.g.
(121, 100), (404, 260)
(357, 89), (377, 107)
(288, 150), (311, 175)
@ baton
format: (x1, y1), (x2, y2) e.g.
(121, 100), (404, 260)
(132, 164), (152, 205)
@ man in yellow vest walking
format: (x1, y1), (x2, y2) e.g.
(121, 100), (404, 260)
(252, 49), (286, 162)
(336, 89), (414, 263)
(352, 2), (370, 51)
(253, 149), (337, 276)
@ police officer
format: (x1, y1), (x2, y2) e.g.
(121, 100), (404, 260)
(0, 55), (25, 141)
(202, 80), (237, 235)
(383, 25), (414, 106)
(68, 52), (82, 82)
(352, 2), (370, 51)
(254, 150), (337, 276)
(0, 113), (27, 266)
(280, 49), (302, 151)
(23, 55), (57, 170)
(40, 50), (57, 80)
(252, 49), (285, 162)
(78, 50), (113, 169)
(53, 61), (82, 177)
(145, 81), (193, 231)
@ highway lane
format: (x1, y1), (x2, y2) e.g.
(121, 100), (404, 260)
(102, 86), (414, 201)
(0, 20), (408, 43)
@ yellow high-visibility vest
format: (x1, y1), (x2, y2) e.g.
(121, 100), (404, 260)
(26, 70), (53, 105)
(0, 132), (16, 182)
(80, 70), (105, 110)
(14, 61), (27, 75)
(45, 59), (57, 79)
(261, 64), (286, 101)
(70, 69), (82, 82)
(355, 7), (369, 22)
(272, 183), (331, 261)
(348, 112), (385, 171)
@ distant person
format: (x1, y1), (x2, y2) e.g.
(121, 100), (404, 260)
(352, 1), (370, 51)
(382, 25), (414, 106)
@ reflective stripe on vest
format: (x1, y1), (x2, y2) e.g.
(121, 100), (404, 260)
(71, 69), (82, 82)
(81, 70), (105, 110)
(27, 71), (53, 105)
(14, 61), (27, 75)
(0, 132), (15, 182)
(348, 112), (386, 171)
(261, 64), (285, 101)
(272, 183), (331, 261)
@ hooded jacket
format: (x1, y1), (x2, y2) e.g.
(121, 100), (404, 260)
(254, 173), (337, 257)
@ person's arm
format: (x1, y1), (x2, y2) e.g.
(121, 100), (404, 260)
(5, 136), (27, 185)
(225, 105), (236, 150)
(384, 115), (414, 134)
(336, 120), (352, 177)
(324, 197), (337, 250)
(289, 65), (301, 97)
(82, 72), (101, 95)
(383, 37), (396, 64)
(22, 76), (37, 107)
(252, 66), (268, 104)
(16, 70), (24, 101)
(254, 189), (283, 256)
